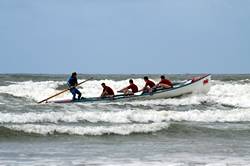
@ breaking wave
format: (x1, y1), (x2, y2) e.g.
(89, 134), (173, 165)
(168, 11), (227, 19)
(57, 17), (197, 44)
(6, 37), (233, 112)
(3, 123), (169, 136)
(1, 108), (250, 124)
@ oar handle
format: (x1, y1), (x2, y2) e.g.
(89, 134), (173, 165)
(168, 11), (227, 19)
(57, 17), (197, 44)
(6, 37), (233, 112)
(38, 77), (93, 104)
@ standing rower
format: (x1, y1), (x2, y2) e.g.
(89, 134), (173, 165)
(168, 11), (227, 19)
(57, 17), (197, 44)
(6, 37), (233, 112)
(67, 72), (82, 100)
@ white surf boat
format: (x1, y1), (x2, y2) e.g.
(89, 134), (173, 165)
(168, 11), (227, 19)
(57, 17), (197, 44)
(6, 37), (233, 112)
(50, 74), (211, 104)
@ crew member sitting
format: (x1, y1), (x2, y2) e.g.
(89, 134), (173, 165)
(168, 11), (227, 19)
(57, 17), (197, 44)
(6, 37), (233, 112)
(139, 76), (156, 93)
(100, 83), (114, 98)
(67, 72), (82, 100)
(118, 79), (138, 95)
(155, 75), (173, 89)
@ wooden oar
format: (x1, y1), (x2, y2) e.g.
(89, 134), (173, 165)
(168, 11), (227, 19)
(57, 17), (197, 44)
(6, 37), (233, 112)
(38, 77), (93, 104)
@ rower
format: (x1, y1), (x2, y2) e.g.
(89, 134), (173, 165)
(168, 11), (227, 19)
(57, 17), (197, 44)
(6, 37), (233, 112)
(67, 72), (82, 100)
(118, 79), (138, 95)
(100, 83), (114, 98)
(154, 75), (173, 89)
(139, 76), (156, 94)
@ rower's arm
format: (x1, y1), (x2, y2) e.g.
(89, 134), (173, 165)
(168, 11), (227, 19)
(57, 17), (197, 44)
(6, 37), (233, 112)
(118, 87), (127, 92)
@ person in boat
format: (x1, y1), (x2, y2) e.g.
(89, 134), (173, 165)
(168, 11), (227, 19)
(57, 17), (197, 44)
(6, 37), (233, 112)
(67, 72), (82, 100)
(139, 76), (156, 93)
(100, 83), (114, 98)
(155, 75), (173, 89)
(118, 79), (138, 95)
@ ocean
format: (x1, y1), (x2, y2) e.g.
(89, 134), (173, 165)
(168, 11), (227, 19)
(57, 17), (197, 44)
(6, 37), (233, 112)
(0, 74), (250, 166)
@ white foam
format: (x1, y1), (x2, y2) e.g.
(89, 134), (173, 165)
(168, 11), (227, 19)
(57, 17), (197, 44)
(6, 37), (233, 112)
(207, 81), (250, 107)
(1, 108), (250, 124)
(165, 109), (250, 122)
(5, 122), (169, 135)
(0, 81), (63, 101)
(0, 109), (181, 124)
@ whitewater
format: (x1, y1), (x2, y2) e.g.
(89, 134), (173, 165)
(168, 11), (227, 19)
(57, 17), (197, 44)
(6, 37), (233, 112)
(1, 74), (250, 166)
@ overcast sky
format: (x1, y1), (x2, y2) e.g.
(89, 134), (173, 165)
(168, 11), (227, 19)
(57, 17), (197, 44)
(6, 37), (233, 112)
(0, 0), (249, 74)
